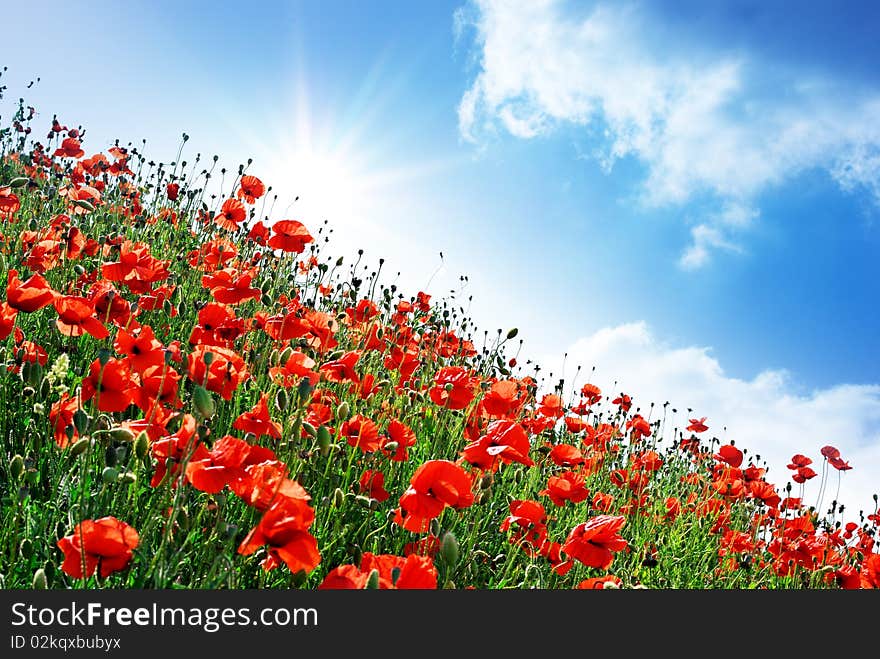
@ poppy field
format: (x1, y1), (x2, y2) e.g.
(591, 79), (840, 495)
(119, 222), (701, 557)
(1, 87), (878, 591)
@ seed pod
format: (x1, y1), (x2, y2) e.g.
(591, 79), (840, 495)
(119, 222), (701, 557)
(101, 467), (118, 483)
(69, 438), (90, 456)
(317, 426), (332, 456)
(441, 531), (460, 567)
(134, 431), (150, 460)
(275, 388), (288, 412)
(32, 568), (48, 590)
(108, 427), (136, 443)
(365, 569), (380, 590)
(10, 454), (25, 480)
(193, 385), (215, 418)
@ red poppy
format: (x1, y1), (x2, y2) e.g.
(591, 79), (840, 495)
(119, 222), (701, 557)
(428, 366), (476, 410)
(577, 575), (622, 589)
(792, 467), (818, 483)
(562, 515), (628, 570)
(101, 241), (170, 294)
(541, 470), (590, 507)
(53, 137), (85, 159)
(214, 198), (247, 230)
(612, 393), (632, 411)
(820, 445), (840, 460)
(462, 419), (534, 470)
(359, 470), (390, 502)
(187, 344), (249, 400)
(53, 295), (109, 339)
(319, 553), (437, 589)
(861, 553), (880, 589)
(57, 517), (139, 578)
(201, 268), (261, 305)
(267, 220), (313, 253)
(549, 444), (585, 467)
(114, 326), (165, 373)
(537, 394), (565, 418)
(49, 393), (80, 448)
(0, 186), (20, 218)
(6, 269), (56, 312)
(0, 302), (17, 341)
(714, 444), (744, 468)
(828, 456), (852, 471)
(341, 414), (381, 453)
(186, 434), (276, 494)
(80, 358), (135, 412)
(686, 417), (709, 433)
(626, 414), (652, 439)
(482, 379), (523, 417)
(580, 383), (602, 406)
(233, 394), (282, 440)
(320, 350), (360, 383)
(166, 182), (180, 201)
(787, 454), (812, 469)
(397, 460), (474, 532)
(237, 175), (266, 204)
(500, 499), (548, 548)
(238, 497), (320, 573)
(381, 418), (417, 461)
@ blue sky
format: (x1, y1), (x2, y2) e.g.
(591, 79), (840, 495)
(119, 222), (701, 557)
(3, 1), (879, 505)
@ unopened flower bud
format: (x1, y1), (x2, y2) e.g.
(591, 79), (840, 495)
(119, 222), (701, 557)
(32, 568), (47, 590)
(10, 454), (25, 479)
(193, 385), (215, 418)
(101, 467), (118, 483)
(365, 569), (380, 590)
(336, 401), (350, 421)
(441, 531), (460, 567)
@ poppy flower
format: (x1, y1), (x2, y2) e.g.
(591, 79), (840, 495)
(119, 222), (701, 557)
(166, 182), (180, 201)
(53, 295), (109, 339)
(341, 414), (381, 453)
(57, 517), (139, 578)
(6, 269), (56, 312)
(541, 470), (589, 507)
(577, 575), (622, 589)
(186, 434), (276, 494)
(397, 460), (474, 532)
(187, 344), (249, 400)
(232, 461), (311, 511)
(214, 198), (247, 230)
(319, 350), (360, 383)
(319, 553), (437, 589)
(481, 379), (523, 417)
(237, 175), (266, 204)
(820, 445), (840, 460)
(201, 268), (261, 305)
(238, 497), (320, 573)
(381, 418), (417, 461)
(500, 499), (549, 548)
(714, 444), (744, 468)
(428, 366), (476, 410)
(80, 358), (135, 412)
(269, 351), (319, 387)
(828, 456), (852, 471)
(53, 137), (85, 159)
(267, 220), (313, 253)
(233, 394), (282, 440)
(792, 467), (817, 484)
(359, 470), (390, 503)
(686, 417), (709, 433)
(562, 515), (628, 570)
(861, 553), (880, 589)
(49, 393), (80, 448)
(0, 302), (17, 341)
(114, 326), (166, 373)
(787, 454), (812, 469)
(0, 186), (20, 218)
(549, 444), (586, 467)
(612, 394), (632, 411)
(101, 241), (170, 294)
(626, 414), (652, 440)
(537, 394), (565, 418)
(580, 383), (602, 406)
(462, 419), (534, 470)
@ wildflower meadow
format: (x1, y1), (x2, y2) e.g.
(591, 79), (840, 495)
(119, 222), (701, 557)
(1, 70), (878, 591)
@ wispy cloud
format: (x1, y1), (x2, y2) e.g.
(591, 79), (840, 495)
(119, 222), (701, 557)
(456, 0), (880, 267)
(544, 322), (880, 515)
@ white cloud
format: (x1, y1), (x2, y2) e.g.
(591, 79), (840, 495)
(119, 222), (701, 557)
(457, 0), (880, 267)
(545, 322), (880, 518)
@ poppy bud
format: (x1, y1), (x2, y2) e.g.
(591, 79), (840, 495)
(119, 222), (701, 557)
(22, 386), (35, 398)
(73, 264), (86, 276)
(603, 581), (621, 590)
(365, 569), (380, 590)
(317, 426), (332, 456)
(279, 346), (293, 364)
(8, 176), (29, 188)
(301, 421), (317, 437)
(336, 401), (350, 421)
(441, 531), (460, 567)
(193, 385), (215, 418)
(269, 348), (281, 367)
(119, 470), (137, 485)
(332, 488), (345, 508)
(327, 349), (344, 361)
(260, 294), (272, 306)
(73, 409), (90, 434)
(102, 467), (118, 483)
(134, 431), (150, 460)
(479, 472), (494, 490)
(506, 328), (519, 340)
(296, 377), (313, 402)
(104, 445), (118, 467)
(355, 495), (372, 509)
(69, 438), (91, 456)
(430, 518), (441, 537)
(10, 454), (25, 479)
(108, 427), (136, 443)
(275, 388), (288, 412)
(19, 538), (33, 558)
(73, 199), (95, 212)
(163, 299), (174, 316)
(32, 568), (47, 590)
(97, 348), (112, 367)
